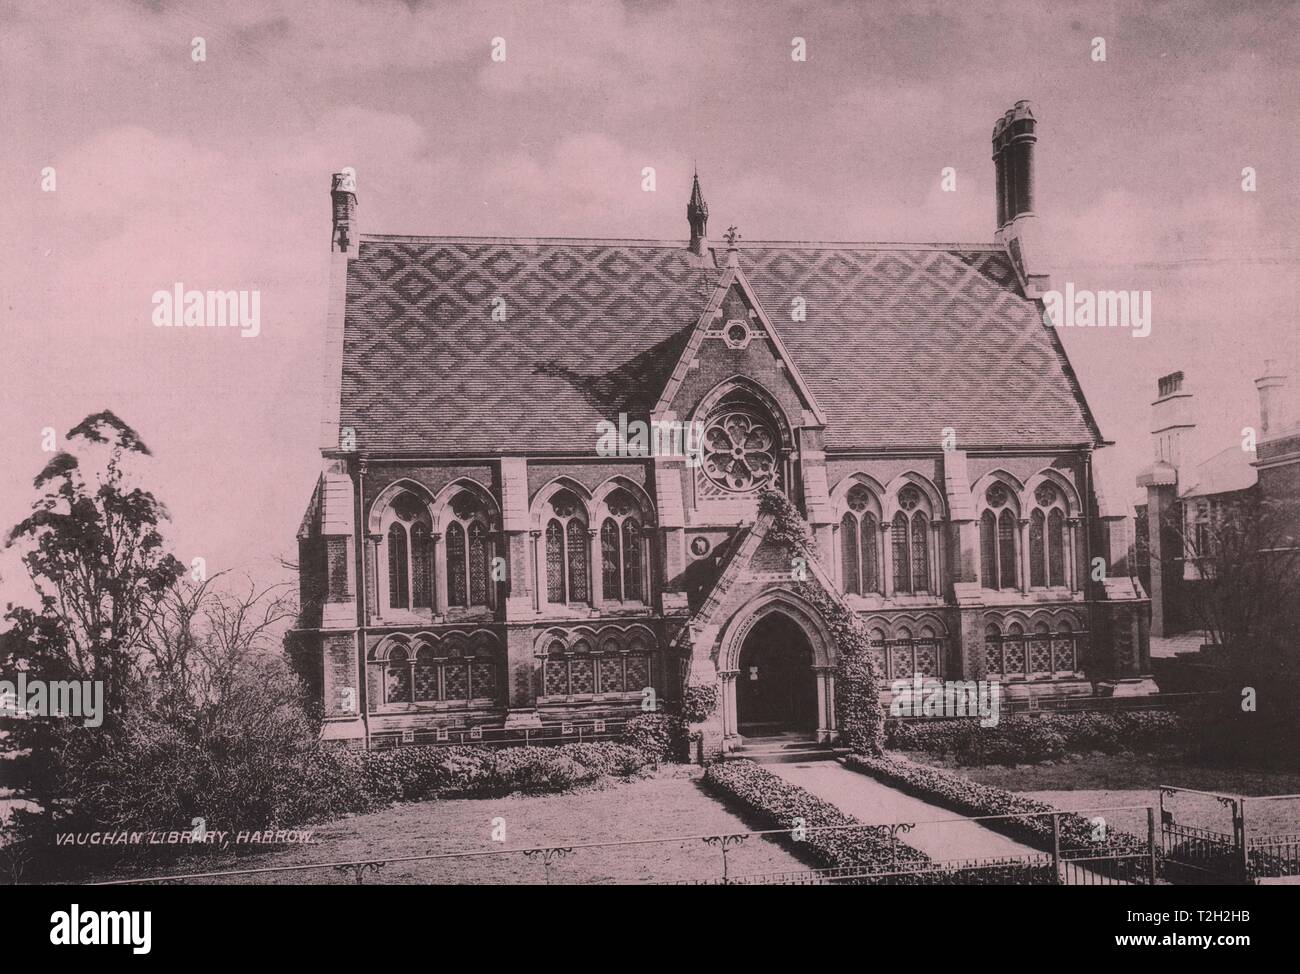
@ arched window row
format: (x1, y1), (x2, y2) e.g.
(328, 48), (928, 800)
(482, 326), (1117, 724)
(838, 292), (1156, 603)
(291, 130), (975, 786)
(536, 627), (658, 700)
(378, 487), (500, 616)
(978, 477), (1079, 593)
(836, 481), (938, 597)
(863, 619), (946, 680)
(537, 484), (655, 610)
(367, 634), (501, 709)
(983, 616), (1082, 679)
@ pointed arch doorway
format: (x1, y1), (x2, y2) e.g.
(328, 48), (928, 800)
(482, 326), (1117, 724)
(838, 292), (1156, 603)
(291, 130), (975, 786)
(735, 612), (819, 736)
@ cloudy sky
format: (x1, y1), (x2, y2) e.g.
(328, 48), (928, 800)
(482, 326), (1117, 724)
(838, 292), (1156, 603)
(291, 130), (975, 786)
(1, 0), (1296, 601)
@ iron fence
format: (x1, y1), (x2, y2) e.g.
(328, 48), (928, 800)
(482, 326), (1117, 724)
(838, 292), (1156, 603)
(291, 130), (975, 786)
(89, 806), (1161, 887)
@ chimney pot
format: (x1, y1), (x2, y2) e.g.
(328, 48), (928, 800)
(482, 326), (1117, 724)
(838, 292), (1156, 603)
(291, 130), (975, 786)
(331, 169), (357, 254)
(1256, 360), (1289, 436)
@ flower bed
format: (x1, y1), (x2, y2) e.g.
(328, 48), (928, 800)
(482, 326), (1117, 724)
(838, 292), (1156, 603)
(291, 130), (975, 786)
(885, 711), (1184, 765)
(843, 753), (1148, 861)
(702, 759), (932, 877)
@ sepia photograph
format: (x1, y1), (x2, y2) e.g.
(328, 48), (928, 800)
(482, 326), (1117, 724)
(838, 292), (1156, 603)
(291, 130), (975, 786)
(1, 0), (1296, 954)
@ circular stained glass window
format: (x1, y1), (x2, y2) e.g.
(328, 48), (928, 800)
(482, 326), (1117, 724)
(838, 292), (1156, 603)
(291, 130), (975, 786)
(847, 484), (872, 512)
(898, 485), (922, 511)
(701, 408), (778, 493)
(985, 483), (1009, 508)
(1034, 483), (1058, 507)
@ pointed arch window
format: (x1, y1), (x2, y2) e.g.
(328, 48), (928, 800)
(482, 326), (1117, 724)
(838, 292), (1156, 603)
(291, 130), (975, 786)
(383, 492), (431, 611)
(597, 488), (646, 602)
(840, 512), (860, 594)
(545, 489), (589, 605)
(998, 511), (1018, 589)
(388, 523), (409, 609)
(1029, 510), (1046, 588)
(1048, 509), (1066, 587)
(892, 485), (930, 595)
(839, 483), (881, 595)
(1027, 481), (1069, 589)
(891, 513), (910, 592)
(444, 491), (494, 609)
(385, 646), (412, 704)
(979, 483), (1018, 591)
(911, 511), (930, 593)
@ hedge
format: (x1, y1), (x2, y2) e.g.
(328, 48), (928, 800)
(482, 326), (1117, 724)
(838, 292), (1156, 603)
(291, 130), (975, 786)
(884, 711), (1185, 765)
(702, 759), (932, 877)
(843, 753), (1148, 861)
(356, 741), (656, 802)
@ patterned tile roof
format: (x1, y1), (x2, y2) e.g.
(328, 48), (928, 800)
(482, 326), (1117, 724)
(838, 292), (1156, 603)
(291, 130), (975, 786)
(337, 236), (1102, 454)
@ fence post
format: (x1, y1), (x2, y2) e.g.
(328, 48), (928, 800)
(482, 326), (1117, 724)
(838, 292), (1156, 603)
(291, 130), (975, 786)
(1147, 807), (1158, 885)
(1237, 798), (1250, 883)
(1051, 813), (1062, 884)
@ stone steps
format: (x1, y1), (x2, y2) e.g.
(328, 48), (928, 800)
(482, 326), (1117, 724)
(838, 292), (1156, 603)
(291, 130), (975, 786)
(732, 734), (842, 764)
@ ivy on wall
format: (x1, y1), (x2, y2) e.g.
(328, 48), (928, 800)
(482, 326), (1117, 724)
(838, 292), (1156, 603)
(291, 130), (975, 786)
(758, 488), (884, 755)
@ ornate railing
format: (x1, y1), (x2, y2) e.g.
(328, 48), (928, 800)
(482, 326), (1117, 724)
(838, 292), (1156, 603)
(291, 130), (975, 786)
(92, 806), (1161, 887)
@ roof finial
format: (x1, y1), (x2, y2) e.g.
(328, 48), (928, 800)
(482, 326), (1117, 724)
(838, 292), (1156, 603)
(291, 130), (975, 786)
(723, 225), (740, 268)
(687, 170), (708, 256)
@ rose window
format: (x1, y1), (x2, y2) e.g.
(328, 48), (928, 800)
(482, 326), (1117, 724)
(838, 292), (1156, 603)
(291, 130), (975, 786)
(701, 409), (778, 492)
(1034, 483), (1058, 507)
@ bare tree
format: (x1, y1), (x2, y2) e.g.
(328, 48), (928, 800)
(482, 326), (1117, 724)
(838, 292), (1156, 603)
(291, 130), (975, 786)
(1166, 497), (1300, 666)
(139, 572), (297, 723)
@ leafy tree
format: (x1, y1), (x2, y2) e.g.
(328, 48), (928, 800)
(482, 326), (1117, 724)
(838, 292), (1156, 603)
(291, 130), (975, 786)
(4, 411), (184, 722)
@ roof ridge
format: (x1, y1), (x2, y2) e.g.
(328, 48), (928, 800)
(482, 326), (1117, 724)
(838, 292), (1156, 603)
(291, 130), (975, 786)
(357, 233), (1004, 251)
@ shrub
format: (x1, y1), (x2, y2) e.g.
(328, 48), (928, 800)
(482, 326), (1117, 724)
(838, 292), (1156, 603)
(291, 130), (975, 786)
(680, 686), (719, 724)
(620, 713), (685, 761)
(359, 741), (655, 802)
(885, 711), (1185, 765)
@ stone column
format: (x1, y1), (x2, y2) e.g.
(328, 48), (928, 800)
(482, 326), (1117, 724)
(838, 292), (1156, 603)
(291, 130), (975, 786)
(530, 530), (542, 613)
(1018, 517), (1031, 593)
(430, 532), (444, 616)
(929, 521), (942, 594)
(1066, 517), (1080, 591)
(587, 527), (602, 607)
(880, 521), (894, 598)
(719, 671), (738, 740)
(814, 667), (831, 742)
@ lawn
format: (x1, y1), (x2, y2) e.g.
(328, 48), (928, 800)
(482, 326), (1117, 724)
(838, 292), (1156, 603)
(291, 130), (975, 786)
(899, 750), (1300, 839)
(88, 766), (813, 885)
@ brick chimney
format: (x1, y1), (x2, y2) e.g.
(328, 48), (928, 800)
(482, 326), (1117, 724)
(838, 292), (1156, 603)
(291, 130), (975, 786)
(1255, 359), (1289, 436)
(992, 101), (1044, 291)
(993, 101), (1037, 233)
(331, 169), (357, 254)
(1151, 370), (1195, 470)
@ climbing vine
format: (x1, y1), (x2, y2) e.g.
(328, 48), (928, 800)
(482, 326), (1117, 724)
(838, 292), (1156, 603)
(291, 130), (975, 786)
(758, 488), (885, 755)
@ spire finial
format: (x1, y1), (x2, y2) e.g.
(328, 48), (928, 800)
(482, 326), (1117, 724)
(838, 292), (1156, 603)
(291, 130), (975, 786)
(687, 170), (708, 256)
